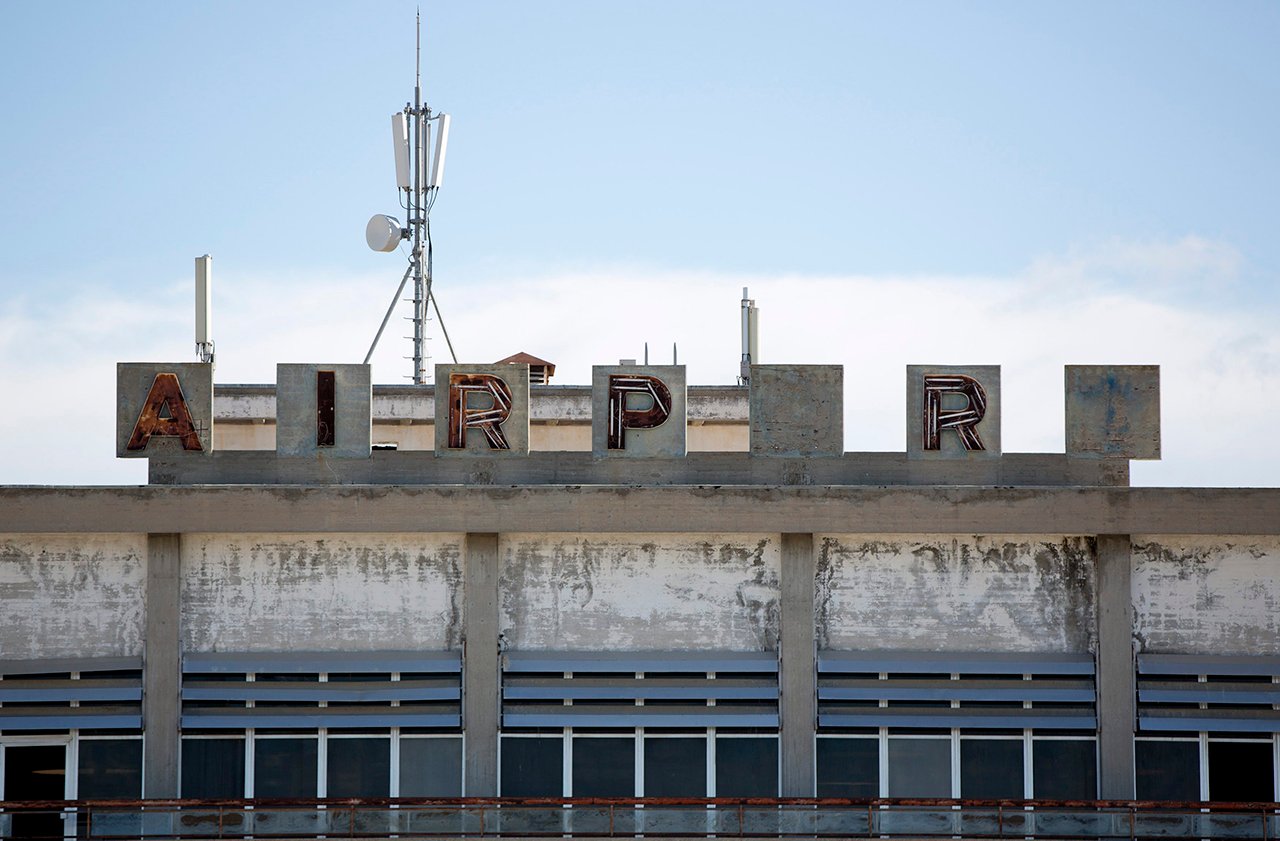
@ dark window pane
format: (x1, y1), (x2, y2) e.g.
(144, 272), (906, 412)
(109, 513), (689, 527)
(1033, 740), (1096, 799)
(182, 739), (245, 799)
(573, 737), (634, 797)
(327, 737), (389, 798)
(887, 738), (950, 797)
(400, 738), (463, 797)
(816, 738), (878, 798)
(645, 738), (706, 797)
(5, 745), (66, 839)
(78, 739), (142, 799)
(254, 738), (318, 798)
(960, 739), (1023, 798)
(1209, 742), (1274, 802)
(501, 737), (562, 797)
(1135, 741), (1199, 801)
(716, 738), (778, 797)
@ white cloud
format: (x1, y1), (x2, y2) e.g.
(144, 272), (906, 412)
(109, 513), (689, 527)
(1, 237), (1275, 486)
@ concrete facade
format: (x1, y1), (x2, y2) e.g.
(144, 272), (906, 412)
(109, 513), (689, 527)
(906, 364), (1001, 458)
(1066, 365), (1160, 460)
(591, 365), (687, 457)
(433, 364), (531, 455)
(749, 365), (843, 456)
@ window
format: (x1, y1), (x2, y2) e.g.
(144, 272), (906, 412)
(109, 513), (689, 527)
(254, 737), (318, 798)
(816, 737), (877, 798)
(887, 738), (950, 797)
(77, 739), (142, 799)
(960, 738), (1022, 798)
(1135, 740), (1198, 801)
(644, 737), (706, 797)
(500, 737), (562, 797)
(572, 737), (634, 797)
(1032, 739), (1096, 799)
(400, 737), (463, 797)
(715, 737), (778, 797)
(182, 738), (245, 798)
(1208, 740), (1274, 802)
(327, 736), (390, 798)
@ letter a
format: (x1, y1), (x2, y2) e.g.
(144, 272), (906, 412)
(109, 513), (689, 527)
(126, 373), (204, 451)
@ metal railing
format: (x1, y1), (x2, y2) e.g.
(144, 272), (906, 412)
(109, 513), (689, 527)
(0, 797), (1277, 839)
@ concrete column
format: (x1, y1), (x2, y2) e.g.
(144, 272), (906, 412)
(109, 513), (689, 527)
(463, 533), (500, 796)
(143, 533), (181, 798)
(780, 532), (816, 796)
(1095, 534), (1135, 799)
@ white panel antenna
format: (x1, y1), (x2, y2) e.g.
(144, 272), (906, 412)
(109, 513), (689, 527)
(429, 113), (450, 188)
(195, 255), (214, 365)
(391, 113), (411, 190)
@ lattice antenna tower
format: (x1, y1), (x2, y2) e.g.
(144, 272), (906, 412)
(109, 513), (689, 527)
(364, 9), (455, 384)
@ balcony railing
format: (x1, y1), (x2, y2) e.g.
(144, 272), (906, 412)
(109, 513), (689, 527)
(1, 797), (1277, 840)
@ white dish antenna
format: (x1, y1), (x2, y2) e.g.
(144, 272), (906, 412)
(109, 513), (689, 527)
(366, 214), (404, 252)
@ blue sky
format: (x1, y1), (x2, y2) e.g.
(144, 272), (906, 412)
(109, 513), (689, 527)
(1, 2), (1278, 485)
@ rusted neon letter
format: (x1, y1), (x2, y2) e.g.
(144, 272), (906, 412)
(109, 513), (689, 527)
(922, 374), (987, 451)
(316, 370), (335, 447)
(448, 373), (513, 450)
(125, 372), (204, 451)
(607, 374), (672, 449)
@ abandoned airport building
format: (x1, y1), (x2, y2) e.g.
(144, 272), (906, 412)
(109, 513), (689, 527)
(3, 356), (1280, 839)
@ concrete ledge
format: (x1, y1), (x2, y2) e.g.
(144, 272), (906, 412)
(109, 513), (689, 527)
(149, 451), (1127, 487)
(3, 486), (1279, 535)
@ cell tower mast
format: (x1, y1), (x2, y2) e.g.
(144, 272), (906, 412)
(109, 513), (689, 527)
(364, 9), (454, 384)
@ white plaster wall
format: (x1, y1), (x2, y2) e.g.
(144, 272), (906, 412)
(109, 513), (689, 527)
(0, 534), (146, 659)
(1133, 535), (1280, 655)
(500, 533), (780, 651)
(817, 534), (1096, 653)
(182, 533), (463, 653)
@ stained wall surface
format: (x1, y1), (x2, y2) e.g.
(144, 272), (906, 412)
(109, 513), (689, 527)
(1132, 535), (1280, 655)
(0, 534), (146, 659)
(499, 533), (780, 651)
(181, 533), (464, 653)
(816, 534), (1097, 652)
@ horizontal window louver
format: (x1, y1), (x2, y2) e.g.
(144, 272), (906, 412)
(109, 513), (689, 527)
(817, 651), (1096, 731)
(0, 657), (142, 731)
(1137, 654), (1280, 733)
(181, 651), (461, 730)
(502, 651), (778, 728)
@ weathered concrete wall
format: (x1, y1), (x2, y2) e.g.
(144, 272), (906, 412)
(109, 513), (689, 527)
(0, 534), (146, 658)
(182, 533), (463, 652)
(499, 533), (780, 651)
(816, 534), (1096, 652)
(1133, 535), (1280, 654)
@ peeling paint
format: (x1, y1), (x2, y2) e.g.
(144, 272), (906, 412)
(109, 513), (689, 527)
(816, 534), (1096, 653)
(0, 534), (146, 659)
(499, 533), (779, 651)
(182, 533), (463, 653)
(1133, 535), (1280, 654)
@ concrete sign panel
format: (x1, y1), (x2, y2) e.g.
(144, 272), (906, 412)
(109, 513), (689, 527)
(1065, 365), (1160, 460)
(591, 365), (686, 458)
(749, 365), (843, 456)
(116, 363), (213, 458)
(276, 364), (371, 458)
(434, 364), (530, 456)
(907, 365), (1001, 459)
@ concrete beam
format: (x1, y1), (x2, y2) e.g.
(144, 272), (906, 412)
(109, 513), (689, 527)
(1096, 534), (1135, 799)
(150, 451), (1127, 487)
(780, 533), (816, 796)
(4, 486), (1280, 536)
(143, 533), (181, 798)
(463, 533), (499, 796)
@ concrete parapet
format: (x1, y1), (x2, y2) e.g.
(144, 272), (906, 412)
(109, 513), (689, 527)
(591, 365), (687, 457)
(1066, 365), (1160, 460)
(433, 365), (530, 456)
(275, 364), (371, 457)
(116, 363), (213, 458)
(906, 364), (1000, 459)
(749, 365), (843, 456)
